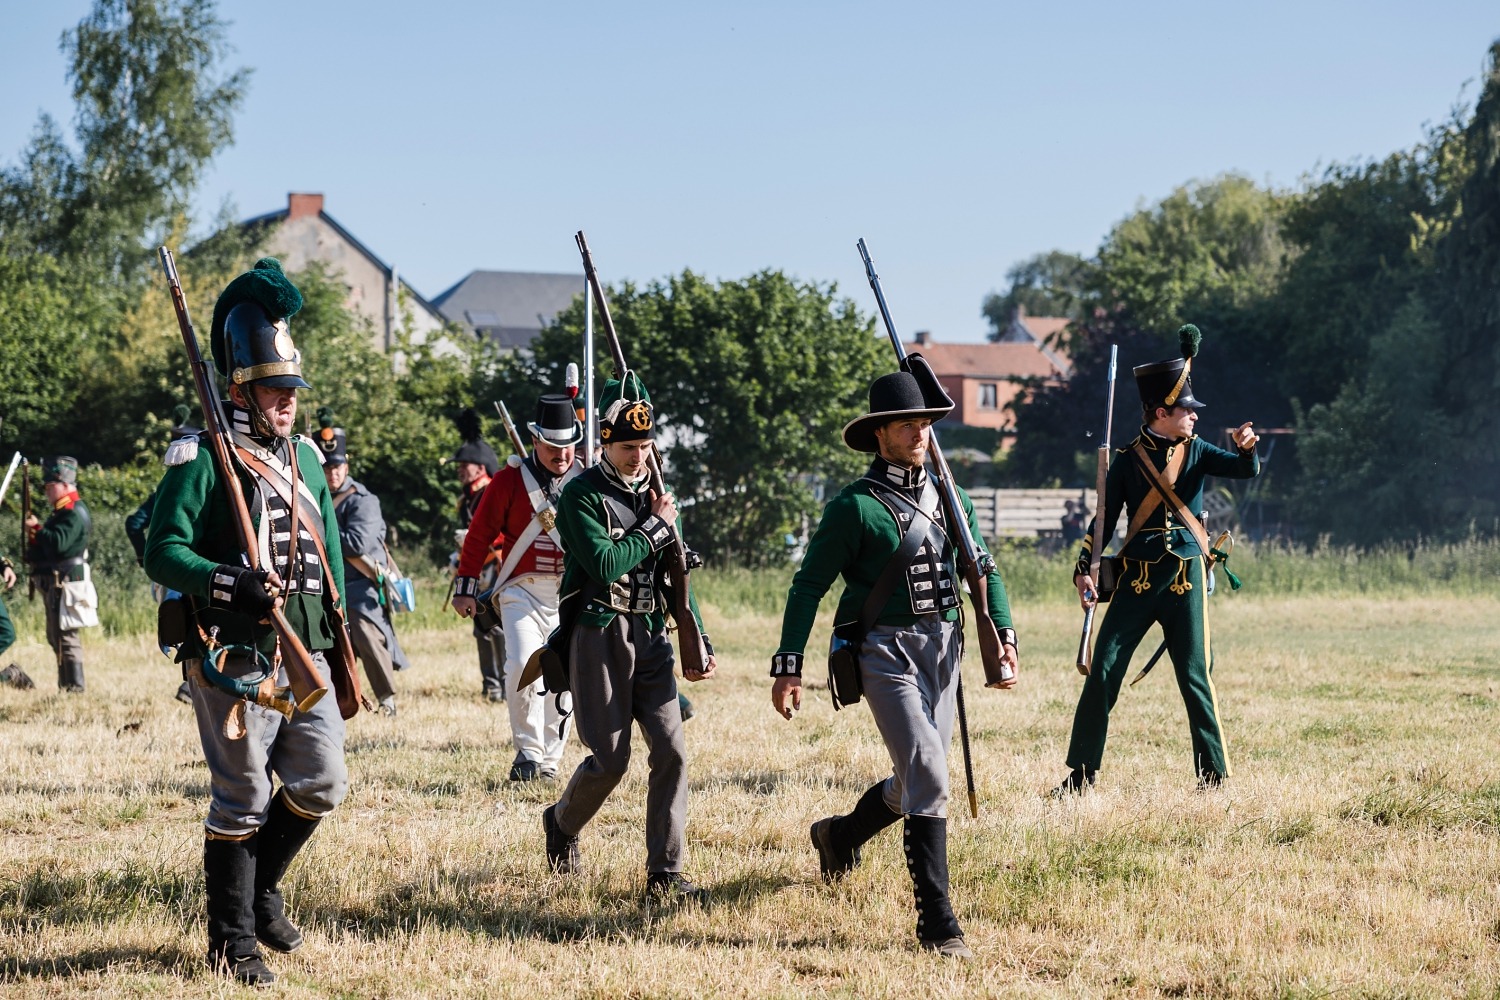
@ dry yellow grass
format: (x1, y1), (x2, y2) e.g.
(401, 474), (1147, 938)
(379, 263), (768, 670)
(2, 590), (1498, 998)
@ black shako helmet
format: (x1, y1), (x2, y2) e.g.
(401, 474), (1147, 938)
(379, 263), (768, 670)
(1134, 324), (1206, 413)
(210, 258), (309, 390)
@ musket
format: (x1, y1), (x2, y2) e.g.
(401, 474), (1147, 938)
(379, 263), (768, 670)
(494, 401), (529, 460)
(857, 239), (1014, 690)
(574, 231), (709, 677)
(21, 458), (33, 600)
(157, 247), (329, 713)
(1076, 344), (1119, 675)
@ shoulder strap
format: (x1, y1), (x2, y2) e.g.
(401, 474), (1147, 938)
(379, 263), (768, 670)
(845, 485), (934, 646)
(1130, 442), (1210, 555)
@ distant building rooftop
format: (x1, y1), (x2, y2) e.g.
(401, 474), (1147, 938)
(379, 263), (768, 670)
(431, 270), (584, 350)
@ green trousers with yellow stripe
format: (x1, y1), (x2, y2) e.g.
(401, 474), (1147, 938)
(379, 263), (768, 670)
(1067, 554), (1229, 779)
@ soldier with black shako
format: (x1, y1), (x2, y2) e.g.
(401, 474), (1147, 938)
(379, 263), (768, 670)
(25, 456), (92, 692)
(145, 258), (357, 986)
(769, 370), (1019, 959)
(541, 375), (716, 902)
(1055, 324), (1258, 795)
(449, 408), (506, 702)
(319, 408), (411, 717)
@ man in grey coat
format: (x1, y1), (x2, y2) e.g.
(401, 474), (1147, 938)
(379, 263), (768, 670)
(317, 410), (410, 715)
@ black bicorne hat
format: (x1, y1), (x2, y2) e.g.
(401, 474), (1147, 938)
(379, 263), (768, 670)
(449, 408), (499, 476)
(528, 394), (584, 447)
(314, 406), (348, 465)
(1134, 324), (1205, 412)
(841, 354), (955, 453)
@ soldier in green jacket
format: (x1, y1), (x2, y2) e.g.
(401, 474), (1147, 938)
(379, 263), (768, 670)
(542, 375), (717, 903)
(1057, 325), (1259, 795)
(25, 456), (91, 691)
(769, 370), (1019, 959)
(144, 258), (350, 987)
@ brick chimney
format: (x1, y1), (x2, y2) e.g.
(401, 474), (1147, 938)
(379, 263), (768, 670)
(914, 330), (932, 346)
(287, 192), (324, 220)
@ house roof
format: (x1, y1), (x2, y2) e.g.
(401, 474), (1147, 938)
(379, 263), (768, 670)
(240, 205), (447, 326)
(904, 338), (1070, 380)
(431, 270), (584, 348)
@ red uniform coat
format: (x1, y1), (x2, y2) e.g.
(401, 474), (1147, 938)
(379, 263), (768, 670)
(456, 458), (565, 583)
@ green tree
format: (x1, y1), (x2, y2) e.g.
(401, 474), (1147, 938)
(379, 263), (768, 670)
(983, 250), (1089, 339)
(481, 270), (886, 565)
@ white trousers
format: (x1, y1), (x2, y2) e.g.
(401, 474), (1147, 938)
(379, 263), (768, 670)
(497, 575), (571, 770)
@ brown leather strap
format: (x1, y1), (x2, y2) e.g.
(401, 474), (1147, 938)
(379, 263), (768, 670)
(1118, 444), (1187, 549)
(1131, 442), (1211, 556)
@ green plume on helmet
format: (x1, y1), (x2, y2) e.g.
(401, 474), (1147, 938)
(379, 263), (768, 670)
(1178, 323), (1202, 360)
(317, 406), (335, 429)
(210, 258), (304, 376)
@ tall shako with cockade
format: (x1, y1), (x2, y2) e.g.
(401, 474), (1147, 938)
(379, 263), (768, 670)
(321, 407), (411, 717)
(768, 367), (1020, 960)
(1056, 324), (1260, 796)
(145, 255), (356, 988)
(540, 372), (717, 903)
(452, 391), (585, 782)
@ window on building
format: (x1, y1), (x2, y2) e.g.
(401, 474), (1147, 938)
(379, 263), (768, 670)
(978, 382), (998, 409)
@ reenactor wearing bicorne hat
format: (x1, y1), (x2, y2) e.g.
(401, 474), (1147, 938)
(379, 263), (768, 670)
(769, 369), (1019, 960)
(452, 392), (583, 780)
(144, 258), (353, 987)
(541, 374), (717, 903)
(1055, 324), (1259, 796)
(25, 456), (93, 692)
(448, 408), (507, 702)
(320, 407), (412, 717)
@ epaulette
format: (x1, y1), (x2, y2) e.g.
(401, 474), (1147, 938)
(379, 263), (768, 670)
(293, 435), (326, 465)
(163, 435), (200, 467)
(506, 453), (523, 468)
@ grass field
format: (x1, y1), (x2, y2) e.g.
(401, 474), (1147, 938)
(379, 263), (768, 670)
(1, 560), (1499, 998)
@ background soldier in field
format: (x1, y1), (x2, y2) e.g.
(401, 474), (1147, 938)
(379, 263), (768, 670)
(769, 370), (1019, 960)
(25, 456), (92, 692)
(1058, 324), (1259, 795)
(145, 258), (352, 987)
(542, 375), (716, 902)
(320, 408), (410, 717)
(453, 393), (582, 781)
(449, 409), (506, 702)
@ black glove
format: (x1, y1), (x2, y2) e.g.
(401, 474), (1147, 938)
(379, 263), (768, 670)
(209, 564), (276, 618)
(684, 548), (705, 570)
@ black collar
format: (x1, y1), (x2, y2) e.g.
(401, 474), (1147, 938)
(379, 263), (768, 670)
(869, 455), (927, 491)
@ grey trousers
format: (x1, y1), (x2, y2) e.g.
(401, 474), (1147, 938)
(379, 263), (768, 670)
(38, 576), (84, 690)
(553, 614), (687, 873)
(189, 649), (349, 837)
(859, 618), (961, 819)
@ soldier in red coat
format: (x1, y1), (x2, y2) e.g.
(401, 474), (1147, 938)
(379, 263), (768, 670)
(452, 395), (584, 781)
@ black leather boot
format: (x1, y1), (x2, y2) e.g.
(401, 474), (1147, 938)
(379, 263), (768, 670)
(903, 815), (971, 958)
(810, 781), (903, 881)
(204, 836), (275, 986)
(253, 793), (320, 953)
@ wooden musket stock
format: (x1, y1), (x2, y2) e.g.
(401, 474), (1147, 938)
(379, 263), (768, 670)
(157, 248), (328, 712)
(574, 231), (709, 677)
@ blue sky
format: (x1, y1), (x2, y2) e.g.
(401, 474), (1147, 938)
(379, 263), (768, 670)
(3, 2), (1495, 342)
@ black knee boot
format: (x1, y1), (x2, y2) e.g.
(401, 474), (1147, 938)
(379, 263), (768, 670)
(204, 836), (275, 986)
(254, 793), (321, 953)
(811, 781), (903, 881)
(903, 815), (970, 956)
